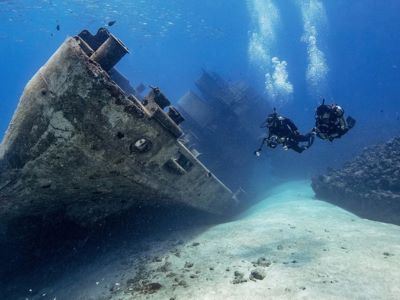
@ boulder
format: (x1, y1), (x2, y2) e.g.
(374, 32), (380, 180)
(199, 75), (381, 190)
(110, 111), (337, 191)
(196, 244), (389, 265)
(312, 137), (400, 225)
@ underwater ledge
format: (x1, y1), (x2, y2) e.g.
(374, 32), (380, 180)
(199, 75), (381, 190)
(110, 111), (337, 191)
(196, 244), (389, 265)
(312, 137), (400, 225)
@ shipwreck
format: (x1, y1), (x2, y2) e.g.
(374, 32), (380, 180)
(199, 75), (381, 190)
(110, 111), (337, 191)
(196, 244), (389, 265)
(0, 28), (241, 248)
(176, 71), (271, 194)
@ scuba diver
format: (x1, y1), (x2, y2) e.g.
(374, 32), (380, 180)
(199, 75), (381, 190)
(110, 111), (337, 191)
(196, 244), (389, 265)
(255, 108), (315, 156)
(313, 99), (356, 141)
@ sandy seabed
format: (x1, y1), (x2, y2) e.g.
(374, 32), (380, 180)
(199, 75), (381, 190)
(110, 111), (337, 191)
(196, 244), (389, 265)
(31, 181), (400, 300)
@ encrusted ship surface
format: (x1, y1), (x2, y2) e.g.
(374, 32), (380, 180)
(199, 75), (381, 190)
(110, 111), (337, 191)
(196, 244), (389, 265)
(312, 137), (400, 225)
(0, 28), (239, 245)
(177, 71), (271, 193)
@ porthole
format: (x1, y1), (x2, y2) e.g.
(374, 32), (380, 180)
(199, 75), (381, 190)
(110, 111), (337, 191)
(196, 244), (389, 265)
(130, 138), (152, 153)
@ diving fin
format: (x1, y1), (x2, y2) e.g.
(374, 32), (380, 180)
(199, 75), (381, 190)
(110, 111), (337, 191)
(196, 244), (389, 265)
(346, 116), (356, 129)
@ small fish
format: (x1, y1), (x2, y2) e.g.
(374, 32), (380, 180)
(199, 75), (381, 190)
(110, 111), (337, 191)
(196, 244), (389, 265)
(56, 24), (60, 31)
(107, 20), (116, 27)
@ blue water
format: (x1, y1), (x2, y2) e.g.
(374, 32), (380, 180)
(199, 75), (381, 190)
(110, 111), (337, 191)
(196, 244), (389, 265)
(1, 0), (399, 167)
(1, 1), (400, 298)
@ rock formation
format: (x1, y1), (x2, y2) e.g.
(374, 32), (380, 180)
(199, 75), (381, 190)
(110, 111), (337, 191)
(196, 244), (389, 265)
(312, 137), (400, 225)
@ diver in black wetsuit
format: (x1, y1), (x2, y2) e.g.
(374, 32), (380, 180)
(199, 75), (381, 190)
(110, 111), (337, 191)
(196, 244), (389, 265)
(314, 99), (356, 141)
(255, 109), (315, 156)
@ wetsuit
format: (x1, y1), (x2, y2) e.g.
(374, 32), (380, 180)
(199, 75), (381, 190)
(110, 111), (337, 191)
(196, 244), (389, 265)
(315, 104), (355, 141)
(265, 115), (314, 153)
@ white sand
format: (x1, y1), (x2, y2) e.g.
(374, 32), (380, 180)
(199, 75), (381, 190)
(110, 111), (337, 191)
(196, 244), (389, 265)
(34, 181), (400, 300)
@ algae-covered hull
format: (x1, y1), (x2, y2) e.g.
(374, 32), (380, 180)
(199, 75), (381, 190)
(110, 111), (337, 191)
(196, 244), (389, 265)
(0, 29), (238, 241)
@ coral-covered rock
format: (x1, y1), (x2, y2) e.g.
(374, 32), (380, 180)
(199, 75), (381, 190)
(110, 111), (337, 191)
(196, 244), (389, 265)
(312, 137), (400, 225)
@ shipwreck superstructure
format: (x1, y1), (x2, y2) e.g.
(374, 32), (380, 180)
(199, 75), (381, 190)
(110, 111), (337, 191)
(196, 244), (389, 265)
(176, 71), (271, 193)
(0, 29), (239, 246)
